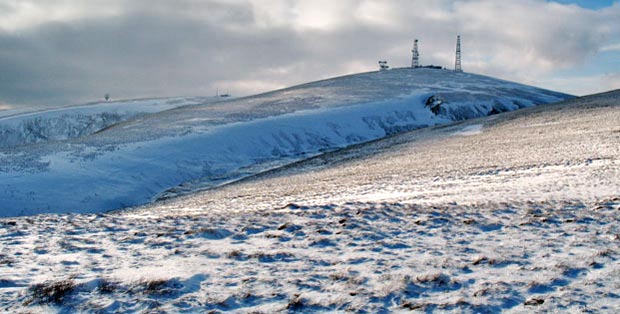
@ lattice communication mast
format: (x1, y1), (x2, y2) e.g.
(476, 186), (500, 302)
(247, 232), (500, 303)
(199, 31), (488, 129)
(411, 39), (420, 68)
(455, 35), (463, 72)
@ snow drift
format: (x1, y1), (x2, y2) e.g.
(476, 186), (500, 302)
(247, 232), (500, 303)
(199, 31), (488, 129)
(0, 68), (571, 216)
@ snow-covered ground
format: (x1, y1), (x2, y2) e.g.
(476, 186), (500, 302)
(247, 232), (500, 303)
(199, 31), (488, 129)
(0, 90), (618, 313)
(0, 96), (221, 148)
(0, 69), (569, 216)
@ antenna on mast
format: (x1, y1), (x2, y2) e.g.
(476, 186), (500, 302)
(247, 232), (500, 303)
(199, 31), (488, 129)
(455, 35), (463, 72)
(411, 39), (420, 68)
(378, 60), (389, 71)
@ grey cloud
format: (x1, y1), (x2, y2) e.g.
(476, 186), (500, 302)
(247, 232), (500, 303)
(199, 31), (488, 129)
(0, 6), (307, 106)
(0, 0), (618, 107)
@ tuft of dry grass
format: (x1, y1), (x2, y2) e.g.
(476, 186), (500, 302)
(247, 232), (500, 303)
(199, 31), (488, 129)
(415, 273), (451, 285)
(23, 279), (75, 305)
(130, 278), (171, 295)
(98, 278), (121, 293)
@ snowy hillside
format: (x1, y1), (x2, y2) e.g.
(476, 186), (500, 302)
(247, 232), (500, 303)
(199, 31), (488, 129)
(0, 96), (221, 148)
(0, 68), (570, 216)
(0, 90), (617, 313)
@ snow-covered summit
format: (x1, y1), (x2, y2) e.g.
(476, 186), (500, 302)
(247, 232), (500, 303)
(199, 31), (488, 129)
(0, 68), (571, 216)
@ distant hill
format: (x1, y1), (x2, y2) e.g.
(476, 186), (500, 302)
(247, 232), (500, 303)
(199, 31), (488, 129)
(0, 68), (571, 216)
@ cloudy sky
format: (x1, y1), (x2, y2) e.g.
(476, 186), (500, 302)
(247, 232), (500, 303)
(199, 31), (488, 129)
(0, 0), (619, 109)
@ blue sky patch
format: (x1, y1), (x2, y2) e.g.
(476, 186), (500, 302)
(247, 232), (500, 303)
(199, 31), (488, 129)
(550, 0), (617, 9)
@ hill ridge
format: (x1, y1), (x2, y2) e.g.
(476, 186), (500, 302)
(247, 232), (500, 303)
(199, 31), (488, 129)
(0, 68), (572, 216)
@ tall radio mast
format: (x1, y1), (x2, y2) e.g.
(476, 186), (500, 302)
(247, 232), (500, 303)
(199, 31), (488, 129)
(411, 39), (420, 68)
(455, 35), (463, 72)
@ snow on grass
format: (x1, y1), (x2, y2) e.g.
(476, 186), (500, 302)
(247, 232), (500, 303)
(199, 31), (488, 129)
(0, 69), (571, 217)
(330, 158), (619, 206)
(0, 96), (221, 148)
(1, 94), (447, 216)
(0, 90), (617, 313)
(1, 198), (618, 312)
(452, 123), (483, 136)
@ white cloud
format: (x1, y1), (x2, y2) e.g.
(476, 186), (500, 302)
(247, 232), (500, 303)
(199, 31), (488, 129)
(600, 43), (620, 52)
(0, 0), (124, 32)
(534, 72), (620, 96)
(211, 79), (287, 96)
(0, 0), (618, 105)
(248, 0), (295, 29)
(291, 0), (352, 31)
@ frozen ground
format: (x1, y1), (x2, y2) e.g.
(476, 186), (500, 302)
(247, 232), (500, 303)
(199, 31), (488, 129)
(0, 90), (618, 313)
(0, 69), (569, 216)
(0, 96), (222, 148)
